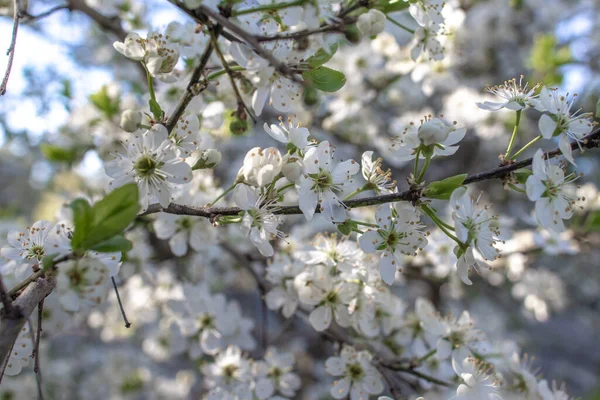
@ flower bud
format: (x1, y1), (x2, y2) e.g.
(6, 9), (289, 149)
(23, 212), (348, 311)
(356, 9), (386, 37)
(193, 149), (222, 170)
(418, 118), (451, 145)
(120, 109), (142, 132)
(230, 116), (249, 136)
(344, 25), (362, 43)
(281, 154), (303, 182)
(303, 86), (320, 107)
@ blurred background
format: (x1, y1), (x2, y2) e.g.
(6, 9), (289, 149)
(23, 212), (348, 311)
(1, 0), (600, 398)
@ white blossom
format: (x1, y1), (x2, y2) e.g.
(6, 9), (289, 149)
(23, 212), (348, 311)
(533, 86), (593, 165)
(359, 202), (428, 285)
(526, 149), (579, 232)
(298, 141), (360, 223)
(325, 346), (384, 400)
(233, 184), (283, 257)
(105, 124), (193, 212)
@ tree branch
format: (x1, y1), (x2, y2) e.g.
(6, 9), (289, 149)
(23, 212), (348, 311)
(141, 128), (600, 218)
(0, 276), (55, 368)
(0, 0), (22, 96)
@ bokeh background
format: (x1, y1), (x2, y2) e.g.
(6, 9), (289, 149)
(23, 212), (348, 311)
(1, 0), (600, 398)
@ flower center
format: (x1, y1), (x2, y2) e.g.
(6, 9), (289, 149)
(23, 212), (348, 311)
(223, 364), (238, 378)
(324, 290), (339, 305)
(134, 155), (159, 177)
(347, 363), (364, 381)
(27, 245), (45, 260)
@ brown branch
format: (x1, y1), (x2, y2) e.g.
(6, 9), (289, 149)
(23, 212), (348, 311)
(67, 0), (128, 41)
(22, 4), (69, 23)
(0, 0), (22, 96)
(176, 2), (303, 84)
(0, 276), (55, 368)
(141, 128), (600, 218)
(164, 13), (225, 132)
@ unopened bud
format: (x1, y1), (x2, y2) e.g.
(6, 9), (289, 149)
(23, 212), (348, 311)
(344, 25), (362, 44)
(303, 86), (320, 107)
(418, 119), (451, 145)
(356, 9), (386, 37)
(281, 154), (303, 182)
(120, 109), (142, 132)
(193, 149), (222, 170)
(230, 117), (249, 136)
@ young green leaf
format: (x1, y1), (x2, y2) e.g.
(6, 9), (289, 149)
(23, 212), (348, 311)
(307, 43), (339, 68)
(423, 174), (468, 200)
(90, 235), (133, 253)
(89, 85), (120, 119)
(40, 144), (79, 164)
(70, 198), (93, 250)
(149, 99), (165, 121)
(302, 66), (346, 93)
(596, 97), (600, 118)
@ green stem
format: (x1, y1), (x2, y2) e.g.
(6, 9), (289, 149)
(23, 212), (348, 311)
(510, 135), (542, 160)
(276, 182), (296, 194)
(508, 183), (526, 194)
(413, 148), (421, 178)
(232, 0), (306, 16)
(344, 184), (369, 201)
(207, 65), (245, 81)
(208, 183), (237, 207)
(351, 220), (378, 228)
(505, 109), (522, 159)
(422, 205), (465, 248)
(416, 154), (431, 183)
(143, 63), (156, 103)
(386, 16), (415, 34)
(418, 349), (437, 363)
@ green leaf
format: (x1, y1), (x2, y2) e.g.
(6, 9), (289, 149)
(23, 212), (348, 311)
(596, 98), (600, 118)
(89, 85), (120, 119)
(337, 220), (357, 236)
(302, 66), (346, 93)
(307, 43), (339, 68)
(90, 235), (133, 253)
(40, 144), (78, 164)
(585, 211), (600, 232)
(80, 184), (140, 248)
(42, 254), (59, 270)
(149, 99), (164, 121)
(373, 0), (409, 13)
(70, 198), (93, 250)
(514, 168), (533, 185)
(423, 174), (468, 200)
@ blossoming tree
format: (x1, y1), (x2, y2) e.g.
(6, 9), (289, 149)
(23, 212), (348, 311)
(1, 0), (600, 399)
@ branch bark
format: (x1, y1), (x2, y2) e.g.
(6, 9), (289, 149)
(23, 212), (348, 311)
(0, 276), (55, 367)
(141, 128), (600, 218)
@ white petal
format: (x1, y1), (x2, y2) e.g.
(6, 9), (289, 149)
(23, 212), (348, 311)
(539, 114), (557, 139)
(309, 305), (332, 331)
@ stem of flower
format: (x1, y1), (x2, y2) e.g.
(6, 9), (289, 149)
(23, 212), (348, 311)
(232, 0), (306, 16)
(415, 154), (432, 183)
(350, 220), (378, 228)
(207, 65), (245, 81)
(508, 183), (526, 194)
(143, 63), (156, 103)
(421, 205), (465, 248)
(509, 135), (542, 160)
(418, 349), (437, 363)
(208, 183), (237, 207)
(413, 148), (421, 178)
(276, 182), (296, 194)
(343, 184), (369, 201)
(504, 109), (522, 159)
(386, 16), (415, 34)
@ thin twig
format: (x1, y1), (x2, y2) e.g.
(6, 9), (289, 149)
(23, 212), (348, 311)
(141, 128), (600, 218)
(23, 4), (69, 23)
(1, 0), (22, 96)
(28, 316), (45, 400)
(209, 30), (256, 123)
(111, 277), (131, 328)
(184, 3), (303, 84)
(165, 18), (223, 132)
(0, 341), (15, 384)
